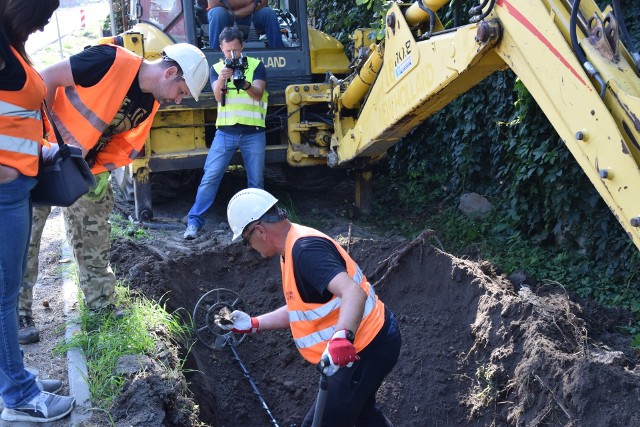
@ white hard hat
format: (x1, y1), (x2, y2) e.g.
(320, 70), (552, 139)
(227, 188), (278, 241)
(163, 43), (208, 101)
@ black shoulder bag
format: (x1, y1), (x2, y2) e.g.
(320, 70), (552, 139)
(31, 105), (96, 207)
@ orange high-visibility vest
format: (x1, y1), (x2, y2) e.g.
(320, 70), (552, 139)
(49, 45), (159, 174)
(0, 46), (47, 176)
(281, 223), (385, 364)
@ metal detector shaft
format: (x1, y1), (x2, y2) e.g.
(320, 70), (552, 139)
(312, 373), (329, 427)
(229, 344), (280, 427)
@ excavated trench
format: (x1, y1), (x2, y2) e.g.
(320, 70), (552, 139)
(110, 230), (640, 426)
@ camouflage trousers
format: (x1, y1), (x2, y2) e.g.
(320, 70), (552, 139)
(19, 182), (116, 314)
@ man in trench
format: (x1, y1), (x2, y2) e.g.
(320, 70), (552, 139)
(219, 188), (402, 426)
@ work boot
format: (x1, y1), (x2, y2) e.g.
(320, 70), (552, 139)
(183, 224), (200, 240)
(18, 316), (40, 345)
(1, 391), (75, 422)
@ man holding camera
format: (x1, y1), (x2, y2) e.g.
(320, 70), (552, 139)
(184, 27), (268, 240)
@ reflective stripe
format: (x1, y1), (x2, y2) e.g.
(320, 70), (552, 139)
(353, 265), (364, 285)
(291, 281), (378, 349)
(103, 162), (117, 171)
(296, 326), (336, 349)
(217, 110), (266, 120)
(289, 297), (341, 322)
(223, 97), (268, 109)
(0, 105), (42, 156)
(50, 110), (81, 147)
(0, 100), (42, 120)
(0, 136), (40, 155)
(129, 149), (140, 159)
(288, 265), (367, 323)
(65, 87), (109, 132)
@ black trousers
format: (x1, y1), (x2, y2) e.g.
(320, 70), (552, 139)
(302, 307), (402, 427)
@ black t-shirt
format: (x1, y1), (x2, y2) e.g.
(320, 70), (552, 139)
(0, 31), (27, 91)
(70, 45), (154, 146)
(291, 236), (347, 304)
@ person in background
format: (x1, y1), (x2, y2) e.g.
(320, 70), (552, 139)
(184, 27), (267, 240)
(17, 42), (208, 342)
(195, 0), (209, 26)
(220, 188), (401, 426)
(0, 0), (76, 421)
(207, 0), (284, 48)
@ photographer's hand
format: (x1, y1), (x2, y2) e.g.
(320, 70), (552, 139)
(218, 67), (233, 81)
(214, 68), (233, 103)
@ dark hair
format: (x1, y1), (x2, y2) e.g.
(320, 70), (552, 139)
(0, 0), (59, 63)
(161, 53), (184, 76)
(219, 27), (244, 45)
(259, 205), (289, 223)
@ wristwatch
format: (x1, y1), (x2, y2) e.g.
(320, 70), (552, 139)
(345, 329), (355, 343)
(243, 82), (252, 91)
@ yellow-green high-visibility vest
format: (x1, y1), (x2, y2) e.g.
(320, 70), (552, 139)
(214, 57), (268, 128)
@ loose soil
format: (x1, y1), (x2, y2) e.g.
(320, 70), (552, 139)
(24, 174), (640, 427)
(106, 176), (640, 427)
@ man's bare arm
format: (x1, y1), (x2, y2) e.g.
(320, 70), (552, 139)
(39, 59), (75, 107)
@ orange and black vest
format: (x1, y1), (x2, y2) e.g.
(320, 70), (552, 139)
(49, 45), (160, 174)
(281, 223), (385, 364)
(0, 46), (47, 176)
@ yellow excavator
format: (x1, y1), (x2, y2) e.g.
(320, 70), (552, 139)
(109, 0), (640, 250)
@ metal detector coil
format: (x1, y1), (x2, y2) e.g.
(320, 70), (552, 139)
(192, 287), (281, 426)
(192, 287), (249, 350)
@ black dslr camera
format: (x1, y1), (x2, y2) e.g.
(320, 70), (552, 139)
(225, 52), (249, 92)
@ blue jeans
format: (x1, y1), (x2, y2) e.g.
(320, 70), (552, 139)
(208, 7), (285, 48)
(187, 128), (266, 229)
(0, 175), (40, 408)
(302, 308), (402, 427)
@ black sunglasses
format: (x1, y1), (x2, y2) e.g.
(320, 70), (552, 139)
(241, 221), (261, 247)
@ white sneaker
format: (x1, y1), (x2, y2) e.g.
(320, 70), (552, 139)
(1, 391), (75, 422)
(183, 224), (200, 240)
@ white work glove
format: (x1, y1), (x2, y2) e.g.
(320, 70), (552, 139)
(215, 310), (259, 334)
(319, 329), (359, 376)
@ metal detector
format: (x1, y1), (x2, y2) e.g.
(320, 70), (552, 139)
(192, 288), (280, 427)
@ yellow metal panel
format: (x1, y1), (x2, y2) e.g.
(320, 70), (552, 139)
(147, 108), (207, 155)
(492, 0), (640, 250)
(308, 28), (350, 74)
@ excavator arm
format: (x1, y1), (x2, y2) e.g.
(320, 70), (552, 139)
(285, 0), (640, 249)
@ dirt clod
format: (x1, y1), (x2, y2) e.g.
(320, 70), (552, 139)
(214, 307), (234, 327)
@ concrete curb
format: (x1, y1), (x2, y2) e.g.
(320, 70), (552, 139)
(61, 241), (92, 426)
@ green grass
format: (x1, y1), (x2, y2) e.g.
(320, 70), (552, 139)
(110, 212), (149, 241)
(56, 284), (192, 408)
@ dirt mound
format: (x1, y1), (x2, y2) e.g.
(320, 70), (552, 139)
(110, 229), (640, 426)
